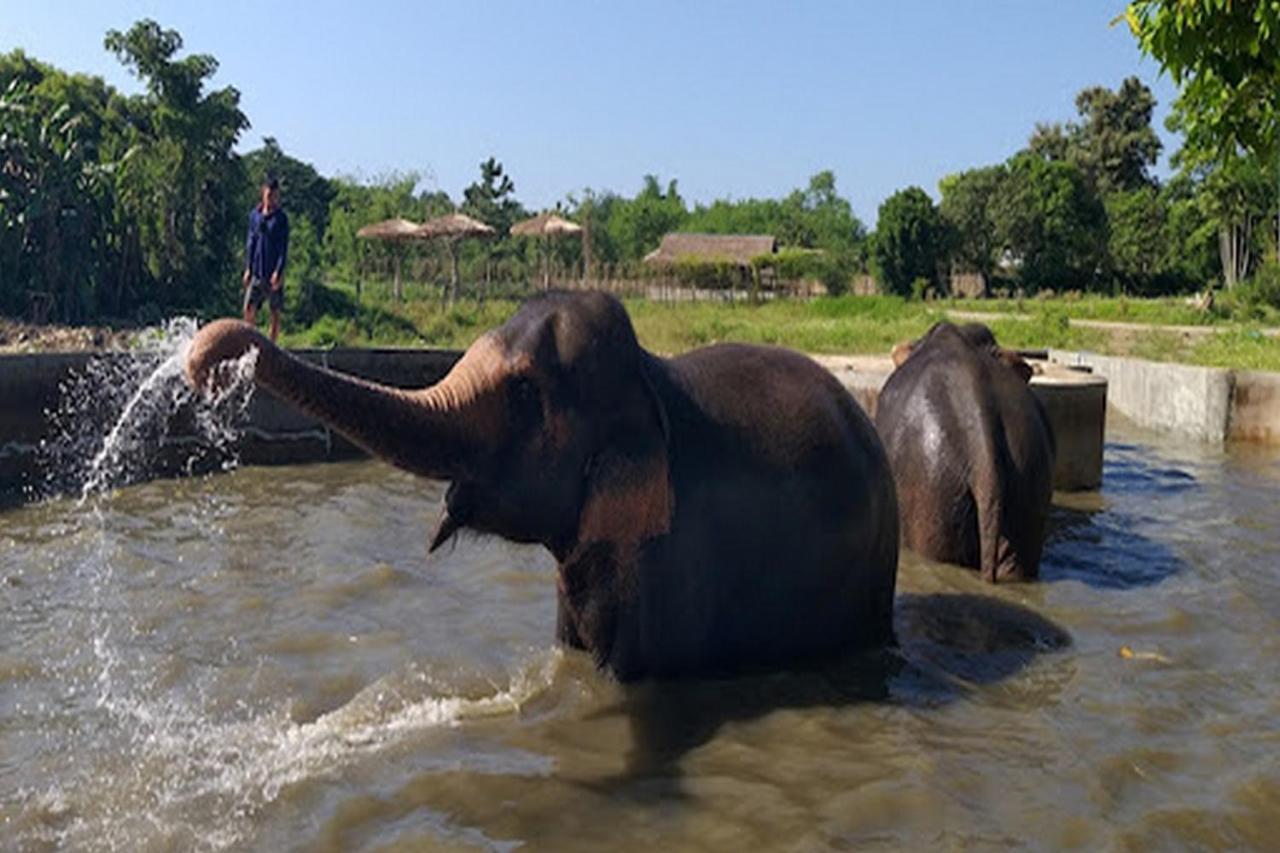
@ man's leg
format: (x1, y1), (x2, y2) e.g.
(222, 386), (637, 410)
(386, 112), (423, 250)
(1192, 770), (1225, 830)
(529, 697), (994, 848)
(267, 285), (283, 343)
(243, 278), (260, 326)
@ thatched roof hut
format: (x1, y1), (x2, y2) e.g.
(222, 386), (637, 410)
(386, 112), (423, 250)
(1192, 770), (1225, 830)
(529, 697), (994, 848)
(644, 233), (777, 267)
(510, 212), (582, 237)
(415, 213), (496, 301)
(356, 218), (429, 301)
(416, 212), (495, 239)
(356, 218), (424, 240)
(511, 213), (584, 290)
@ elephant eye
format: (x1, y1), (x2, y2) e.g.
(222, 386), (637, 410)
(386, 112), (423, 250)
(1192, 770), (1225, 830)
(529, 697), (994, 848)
(510, 377), (542, 423)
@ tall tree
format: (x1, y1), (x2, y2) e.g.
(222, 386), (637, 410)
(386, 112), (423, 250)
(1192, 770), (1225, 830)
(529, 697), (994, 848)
(462, 157), (522, 234)
(607, 174), (687, 262)
(1105, 185), (1166, 292)
(991, 153), (1107, 291)
(0, 79), (113, 321)
(939, 165), (1006, 286)
(1126, 0), (1280, 162)
(1026, 77), (1161, 193)
(1126, 0), (1280, 278)
(873, 186), (943, 297)
(104, 19), (248, 312)
(1072, 77), (1162, 193)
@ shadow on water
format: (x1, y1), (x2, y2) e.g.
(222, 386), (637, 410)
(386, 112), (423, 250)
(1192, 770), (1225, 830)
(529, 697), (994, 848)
(585, 592), (1071, 799)
(1041, 441), (1194, 590)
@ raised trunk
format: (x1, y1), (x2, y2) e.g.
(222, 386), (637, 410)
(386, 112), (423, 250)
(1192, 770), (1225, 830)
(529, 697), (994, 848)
(186, 320), (495, 480)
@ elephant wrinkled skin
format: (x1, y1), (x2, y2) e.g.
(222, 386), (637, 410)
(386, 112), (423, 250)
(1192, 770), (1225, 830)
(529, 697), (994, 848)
(186, 292), (900, 680)
(875, 322), (1055, 583)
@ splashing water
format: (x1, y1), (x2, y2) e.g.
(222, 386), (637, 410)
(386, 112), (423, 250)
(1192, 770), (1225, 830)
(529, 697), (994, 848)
(35, 317), (258, 501)
(10, 319), (560, 851)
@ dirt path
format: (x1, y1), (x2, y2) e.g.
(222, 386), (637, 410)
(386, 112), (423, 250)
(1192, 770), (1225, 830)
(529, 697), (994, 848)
(945, 309), (1280, 339)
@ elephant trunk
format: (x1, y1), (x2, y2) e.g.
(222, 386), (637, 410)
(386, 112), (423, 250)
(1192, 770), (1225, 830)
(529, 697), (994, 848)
(185, 319), (500, 480)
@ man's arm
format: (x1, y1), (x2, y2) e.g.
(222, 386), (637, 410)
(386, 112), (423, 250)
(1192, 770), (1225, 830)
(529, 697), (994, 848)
(244, 210), (257, 286)
(271, 213), (289, 288)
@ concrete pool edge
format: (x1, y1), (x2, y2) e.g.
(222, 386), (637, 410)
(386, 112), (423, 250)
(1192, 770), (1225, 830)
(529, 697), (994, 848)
(35, 344), (1280, 501)
(1047, 349), (1280, 446)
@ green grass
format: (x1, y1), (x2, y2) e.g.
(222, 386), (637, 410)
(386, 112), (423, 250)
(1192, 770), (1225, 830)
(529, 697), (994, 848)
(948, 295), (1221, 326)
(626, 295), (942, 355)
(1189, 328), (1280, 372)
(276, 281), (1280, 372)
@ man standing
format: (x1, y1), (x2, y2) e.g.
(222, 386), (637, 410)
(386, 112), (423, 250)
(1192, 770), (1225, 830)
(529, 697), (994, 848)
(243, 175), (290, 342)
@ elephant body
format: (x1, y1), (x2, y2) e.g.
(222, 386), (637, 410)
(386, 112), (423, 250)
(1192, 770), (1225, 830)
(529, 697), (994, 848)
(186, 292), (899, 680)
(875, 323), (1054, 582)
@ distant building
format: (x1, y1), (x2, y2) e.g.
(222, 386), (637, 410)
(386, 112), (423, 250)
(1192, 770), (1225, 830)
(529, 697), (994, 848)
(644, 233), (777, 267)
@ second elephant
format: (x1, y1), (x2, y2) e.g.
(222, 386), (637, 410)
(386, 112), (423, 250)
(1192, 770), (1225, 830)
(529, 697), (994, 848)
(875, 322), (1055, 582)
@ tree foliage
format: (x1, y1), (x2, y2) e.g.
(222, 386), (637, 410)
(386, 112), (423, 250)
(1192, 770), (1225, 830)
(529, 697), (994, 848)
(939, 165), (1005, 284)
(873, 187), (943, 297)
(1026, 77), (1161, 193)
(990, 153), (1107, 291)
(1126, 0), (1280, 162)
(1126, 1), (1280, 287)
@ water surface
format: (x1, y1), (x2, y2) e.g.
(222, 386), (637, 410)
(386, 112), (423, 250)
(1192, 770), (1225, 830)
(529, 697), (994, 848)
(2, 423), (1279, 850)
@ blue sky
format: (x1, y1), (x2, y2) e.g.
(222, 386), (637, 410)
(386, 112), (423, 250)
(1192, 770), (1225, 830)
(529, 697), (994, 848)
(1, 1), (1176, 223)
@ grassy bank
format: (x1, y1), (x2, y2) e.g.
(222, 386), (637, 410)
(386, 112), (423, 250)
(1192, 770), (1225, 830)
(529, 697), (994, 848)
(267, 281), (1280, 371)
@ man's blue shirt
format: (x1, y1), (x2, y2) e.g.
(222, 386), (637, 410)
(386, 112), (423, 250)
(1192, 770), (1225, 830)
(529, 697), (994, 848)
(246, 204), (289, 280)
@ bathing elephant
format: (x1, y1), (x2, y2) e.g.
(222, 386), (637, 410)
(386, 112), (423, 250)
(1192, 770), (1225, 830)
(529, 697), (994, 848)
(186, 291), (899, 680)
(875, 322), (1054, 582)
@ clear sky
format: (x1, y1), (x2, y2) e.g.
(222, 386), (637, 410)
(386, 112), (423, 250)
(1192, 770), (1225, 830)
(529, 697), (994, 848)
(1, 1), (1176, 223)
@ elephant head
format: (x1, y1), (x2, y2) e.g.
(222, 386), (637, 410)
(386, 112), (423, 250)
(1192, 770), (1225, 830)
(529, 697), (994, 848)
(185, 292), (671, 562)
(892, 322), (1036, 382)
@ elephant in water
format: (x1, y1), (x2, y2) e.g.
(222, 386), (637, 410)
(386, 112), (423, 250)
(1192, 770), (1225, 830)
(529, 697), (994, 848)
(875, 322), (1055, 583)
(186, 291), (899, 681)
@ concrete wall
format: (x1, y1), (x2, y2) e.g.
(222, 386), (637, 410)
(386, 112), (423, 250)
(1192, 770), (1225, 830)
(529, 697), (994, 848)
(1229, 370), (1280, 444)
(0, 348), (460, 502)
(0, 345), (1118, 503)
(1049, 349), (1280, 447)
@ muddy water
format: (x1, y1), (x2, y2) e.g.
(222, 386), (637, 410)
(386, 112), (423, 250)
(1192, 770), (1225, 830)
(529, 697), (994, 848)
(2, 423), (1279, 851)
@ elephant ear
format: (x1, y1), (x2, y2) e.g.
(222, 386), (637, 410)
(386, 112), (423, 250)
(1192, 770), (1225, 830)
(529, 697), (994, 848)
(995, 348), (1035, 383)
(891, 340), (916, 367)
(577, 360), (672, 552)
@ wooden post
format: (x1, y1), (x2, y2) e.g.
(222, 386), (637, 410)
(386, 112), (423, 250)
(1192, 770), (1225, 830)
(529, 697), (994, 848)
(394, 249), (403, 302)
(448, 239), (460, 303)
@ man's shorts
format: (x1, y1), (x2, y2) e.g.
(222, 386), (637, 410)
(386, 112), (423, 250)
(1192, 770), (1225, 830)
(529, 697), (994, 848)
(244, 277), (284, 312)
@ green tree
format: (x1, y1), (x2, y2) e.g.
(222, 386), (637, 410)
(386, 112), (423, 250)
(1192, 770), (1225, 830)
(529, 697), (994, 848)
(241, 137), (335, 239)
(462, 156), (522, 234)
(0, 79), (113, 321)
(1106, 185), (1166, 292)
(873, 186), (944, 297)
(991, 153), (1107, 291)
(939, 165), (1006, 286)
(1160, 174), (1219, 289)
(323, 172), (453, 298)
(1026, 78), (1161, 193)
(607, 175), (688, 262)
(1071, 77), (1162, 193)
(1126, 1), (1280, 276)
(1027, 122), (1071, 163)
(1125, 0), (1280, 162)
(104, 19), (248, 313)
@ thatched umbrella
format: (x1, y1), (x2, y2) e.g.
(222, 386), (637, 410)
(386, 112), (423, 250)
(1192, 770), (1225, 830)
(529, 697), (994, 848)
(356, 217), (425, 302)
(416, 213), (496, 301)
(511, 212), (583, 290)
